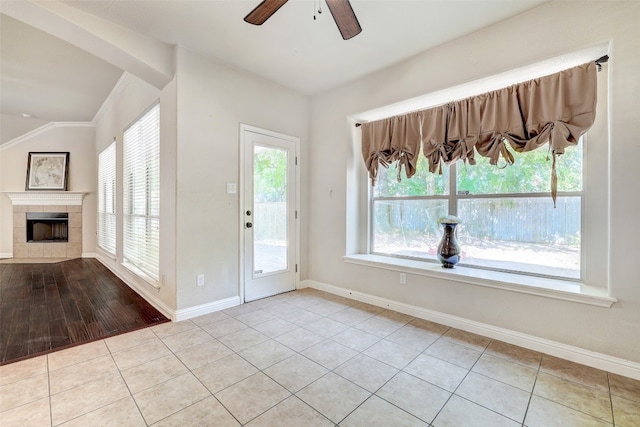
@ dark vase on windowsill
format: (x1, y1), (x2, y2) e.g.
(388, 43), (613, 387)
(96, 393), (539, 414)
(437, 216), (461, 268)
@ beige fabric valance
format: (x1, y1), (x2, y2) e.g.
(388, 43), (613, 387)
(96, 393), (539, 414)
(361, 62), (597, 204)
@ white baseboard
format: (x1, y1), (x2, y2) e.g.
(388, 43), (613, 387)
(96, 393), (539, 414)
(175, 297), (241, 322)
(81, 252), (96, 258)
(95, 254), (175, 321)
(298, 279), (311, 289)
(307, 280), (640, 380)
(0, 253), (13, 258)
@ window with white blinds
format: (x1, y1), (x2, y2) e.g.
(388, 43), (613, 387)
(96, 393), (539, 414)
(123, 102), (160, 283)
(97, 141), (116, 255)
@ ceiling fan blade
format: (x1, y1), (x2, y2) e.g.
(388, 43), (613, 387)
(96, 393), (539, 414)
(325, 0), (362, 40)
(244, 0), (289, 25)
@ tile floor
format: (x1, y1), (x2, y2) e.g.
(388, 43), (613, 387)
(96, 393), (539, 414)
(1, 288), (638, 426)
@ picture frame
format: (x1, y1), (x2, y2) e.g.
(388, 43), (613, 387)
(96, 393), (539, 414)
(25, 152), (70, 191)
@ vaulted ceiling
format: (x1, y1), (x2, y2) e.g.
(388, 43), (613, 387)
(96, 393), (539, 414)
(0, 0), (547, 145)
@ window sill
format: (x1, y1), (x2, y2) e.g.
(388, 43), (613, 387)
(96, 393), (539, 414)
(343, 254), (616, 308)
(122, 262), (160, 290)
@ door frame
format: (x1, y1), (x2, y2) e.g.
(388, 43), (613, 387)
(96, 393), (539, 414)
(239, 124), (300, 303)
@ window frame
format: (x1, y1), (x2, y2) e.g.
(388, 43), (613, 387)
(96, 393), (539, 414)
(122, 101), (161, 286)
(97, 141), (117, 256)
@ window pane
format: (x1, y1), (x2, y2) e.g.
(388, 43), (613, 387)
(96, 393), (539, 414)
(457, 144), (583, 194)
(457, 197), (580, 278)
(372, 199), (448, 259)
(374, 156), (449, 197)
(253, 145), (288, 275)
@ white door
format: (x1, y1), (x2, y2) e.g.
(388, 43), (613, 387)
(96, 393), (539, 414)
(242, 127), (298, 302)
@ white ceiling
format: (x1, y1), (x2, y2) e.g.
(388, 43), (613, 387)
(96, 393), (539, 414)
(1, 0), (547, 145)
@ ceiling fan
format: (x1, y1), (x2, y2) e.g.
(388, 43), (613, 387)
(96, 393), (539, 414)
(244, 0), (362, 40)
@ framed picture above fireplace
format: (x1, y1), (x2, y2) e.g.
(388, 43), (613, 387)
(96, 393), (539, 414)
(25, 152), (70, 191)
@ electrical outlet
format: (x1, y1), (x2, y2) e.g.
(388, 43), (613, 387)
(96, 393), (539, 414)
(197, 274), (205, 287)
(399, 273), (407, 285)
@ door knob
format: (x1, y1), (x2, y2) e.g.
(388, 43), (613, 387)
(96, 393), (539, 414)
(246, 222), (253, 228)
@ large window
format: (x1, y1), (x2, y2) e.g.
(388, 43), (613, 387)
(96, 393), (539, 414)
(372, 144), (583, 279)
(97, 141), (116, 255)
(123, 102), (160, 283)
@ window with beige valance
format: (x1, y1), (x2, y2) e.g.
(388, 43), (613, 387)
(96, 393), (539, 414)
(361, 61), (597, 205)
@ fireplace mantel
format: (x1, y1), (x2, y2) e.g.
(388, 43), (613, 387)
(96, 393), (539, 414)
(4, 191), (87, 206)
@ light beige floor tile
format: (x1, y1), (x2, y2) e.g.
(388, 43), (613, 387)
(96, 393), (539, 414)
(425, 338), (482, 369)
(151, 320), (197, 339)
(351, 301), (385, 315)
(215, 372), (290, 424)
(524, 395), (612, 427)
(218, 328), (269, 353)
(355, 316), (404, 337)
(328, 306), (374, 325)
(223, 303), (260, 317)
(111, 337), (172, 371)
(59, 396), (145, 427)
(376, 310), (414, 324)
(404, 354), (468, 392)
(201, 318), (249, 338)
(385, 323), (441, 352)
(133, 372), (210, 425)
(0, 355), (47, 386)
(472, 353), (537, 391)
(535, 371), (613, 422)
(407, 318), (449, 335)
(264, 354), (328, 393)
(612, 394), (640, 427)
(296, 372), (371, 424)
(251, 318), (298, 338)
(48, 340), (109, 371)
(190, 310), (231, 327)
(175, 338), (233, 370)
(239, 339), (296, 370)
(331, 327), (381, 352)
(540, 355), (609, 392)
(304, 317), (350, 338)
(51, 374), (130, 425)
(246, 296), (284, 309)
(160, 327), (213, 353)
(334, 354), (398, 392)
(121, 354), (188, 394)
(485, 340), (542, 369)
(456, 372), (530, 423)
(306, 301), (347, 317)
(0, 396), (50, 427)
(280, 308), (324, 326)
(192, 353), (258, 394)
(301, 339), (358, 370)
(234, 309), (276, 326)
(105, 327), (157, 353)
(441, 328), (491, 352)
(341, 394), (428, 427)
(152, 396), (239, 427)
(376, 371), (450, 423)
(364, 339), (422, 369)
(434, 395), (520, 427)
(0, 373), (48, 412)
(609, 373), (640, 403)
(246, 395), (332, 427)
(261, 302), (300, 316)
(274, 327), (325, 352)
(49, 354), (118, 394)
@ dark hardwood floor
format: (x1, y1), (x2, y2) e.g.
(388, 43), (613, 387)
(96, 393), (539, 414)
(0, 258), (169, 365)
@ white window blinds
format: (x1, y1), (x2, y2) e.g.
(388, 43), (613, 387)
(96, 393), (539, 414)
(97, 141), (116, 255)
(123, 102), (160, 282)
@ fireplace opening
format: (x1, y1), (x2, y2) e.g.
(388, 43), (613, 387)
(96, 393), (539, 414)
(26, 212), (69, 242)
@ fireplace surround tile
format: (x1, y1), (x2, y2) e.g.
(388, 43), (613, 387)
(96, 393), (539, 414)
(67, 243), (81, 258)
(28, 243), (44, 258)
(13, 213), (26, 228)
(14, 243), (28, 258)
(68, 213), (81, 228)
(68, 228), (82, 243)
(13, 227), (26, 243)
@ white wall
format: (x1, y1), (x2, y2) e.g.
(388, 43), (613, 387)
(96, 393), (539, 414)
(308, 1), (640, 363)
(0, 125), (96, 255)
(174, 47), (309, 310)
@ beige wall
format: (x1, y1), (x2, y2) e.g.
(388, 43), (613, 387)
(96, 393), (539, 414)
(0, 125), (97, 256)
(308, 1), (640, 363)
(174, 47), (309, 310)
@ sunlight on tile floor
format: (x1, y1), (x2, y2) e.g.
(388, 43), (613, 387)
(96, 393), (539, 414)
(1, 288), (638, 426)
